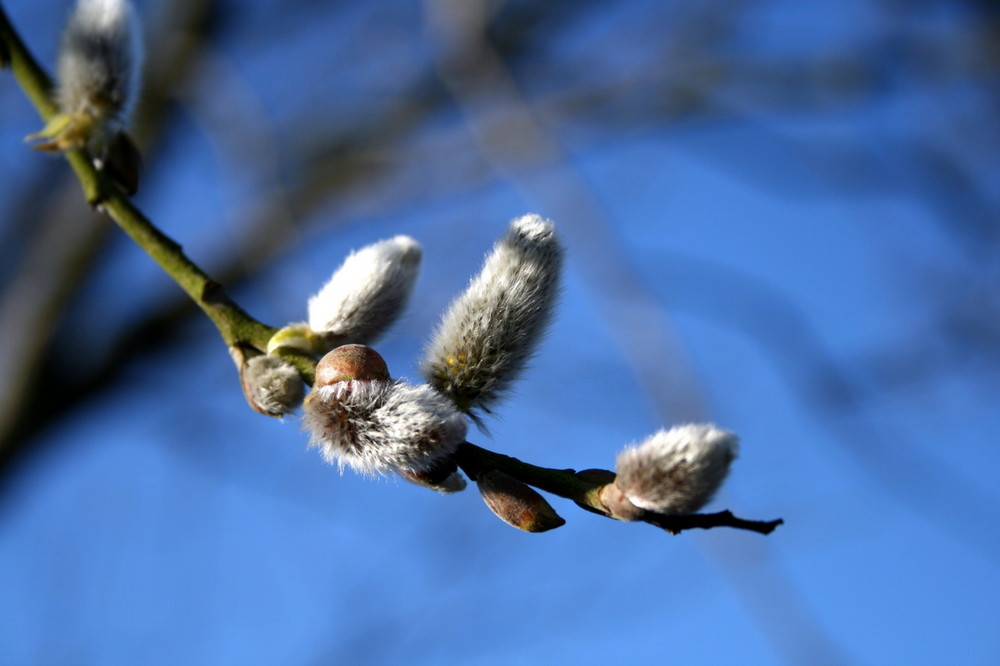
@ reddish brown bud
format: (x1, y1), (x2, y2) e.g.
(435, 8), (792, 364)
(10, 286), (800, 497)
(314, 344), (390, 387)
(477, 470), (565, 533)
(598, 481), (647, 522)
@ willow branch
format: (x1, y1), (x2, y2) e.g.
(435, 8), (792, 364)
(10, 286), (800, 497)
(3, 5), (779, 535)
(454, 442), (783, 535)
(0, 4), (276, 356)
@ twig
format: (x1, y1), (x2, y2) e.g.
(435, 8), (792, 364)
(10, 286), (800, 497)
(454, 442), (782, 535)
(0, 4), (276, 358)
(1, 5), (780, 535)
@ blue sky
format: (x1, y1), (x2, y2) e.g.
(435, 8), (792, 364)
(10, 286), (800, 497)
(1, 1), (998, 664)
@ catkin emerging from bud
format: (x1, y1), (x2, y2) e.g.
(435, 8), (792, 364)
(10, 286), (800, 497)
(243, 355), (305, 417)
(307, 236), (422, 348)
(421, 214), (563, 415)
(303, 379), (467, 477)
(58, 0), (143, 126)
(27, 0), (143, 164)
(614, 424), (739, 515)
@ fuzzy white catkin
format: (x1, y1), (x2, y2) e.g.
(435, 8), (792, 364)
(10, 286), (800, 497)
(244, 355), (304, 416)
(420, 214), (563, 414)
(303, 379), (467, 476)
(615, 424), (739, 515)
(57, 0), (143, 122)
(307, 236), (422, 345)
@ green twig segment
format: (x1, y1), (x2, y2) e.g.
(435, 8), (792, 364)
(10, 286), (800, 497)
(456, 441), (599, 503)
(0, 4), (277, 354)
(98, 193), (277, 350)
(0, 5), (56, 116)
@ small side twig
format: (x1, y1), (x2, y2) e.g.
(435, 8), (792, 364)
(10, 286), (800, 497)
(644, 510), (783, 536)
(454, 442), (782, 535)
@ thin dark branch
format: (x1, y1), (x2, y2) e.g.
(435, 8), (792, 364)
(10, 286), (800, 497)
(645, 510), (783, 536)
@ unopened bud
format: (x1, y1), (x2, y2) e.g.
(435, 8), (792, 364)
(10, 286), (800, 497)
(100, 130), (141, 195)
(477, 469), (565, 533)
(28, 0), (143, 168)
(313, 344), (390, 387)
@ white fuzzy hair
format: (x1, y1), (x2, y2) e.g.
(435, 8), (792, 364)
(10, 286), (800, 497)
(420, 214), (563, 415)
(615, 424), (739, 515)
(57, 0), (143, 121)
(303, 379), (467, 476)
(244, 355), (304, 416)
(307, 236), (422, 346)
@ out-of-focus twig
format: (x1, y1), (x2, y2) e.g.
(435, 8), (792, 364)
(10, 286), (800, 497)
(0, 3), (281, 383)
(0, 0), (222, 467)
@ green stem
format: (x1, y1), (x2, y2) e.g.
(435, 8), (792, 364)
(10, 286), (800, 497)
(1, 4), (276, 353)
(455, 441), (600, 505)
(100, 193), (278, 349)
(0, 4), (56, 118)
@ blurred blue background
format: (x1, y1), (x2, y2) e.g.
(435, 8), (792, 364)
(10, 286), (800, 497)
(1, 0), (999, 664)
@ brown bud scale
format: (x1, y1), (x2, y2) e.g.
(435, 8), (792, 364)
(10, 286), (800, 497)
(314, 344), (390, 387)
(477, 470), (565, 533)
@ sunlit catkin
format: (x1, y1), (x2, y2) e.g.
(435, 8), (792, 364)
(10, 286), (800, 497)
(421, 214), (563, 416)
(614, 424), (738, 515)
(307, 236), (422, 349)
(302, 346), (467, 478)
